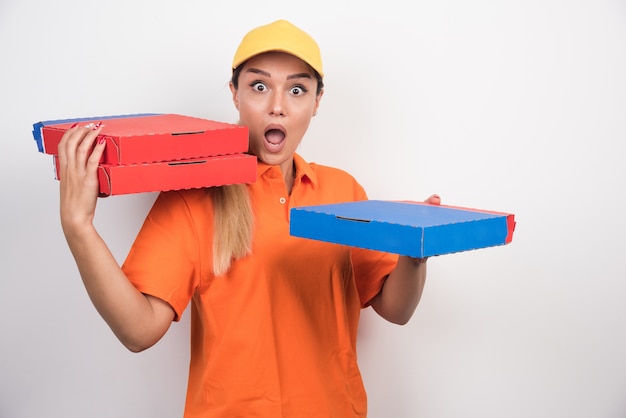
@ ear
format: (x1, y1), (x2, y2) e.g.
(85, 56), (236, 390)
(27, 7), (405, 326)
(229, 81), (240, 110)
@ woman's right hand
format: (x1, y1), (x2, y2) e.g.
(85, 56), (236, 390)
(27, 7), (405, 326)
(57, 122), (106, 234)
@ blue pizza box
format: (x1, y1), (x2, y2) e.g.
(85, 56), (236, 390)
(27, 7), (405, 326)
(289, 200), (516, 257)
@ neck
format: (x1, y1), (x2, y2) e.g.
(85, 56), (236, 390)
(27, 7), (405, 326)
(280, 159), (296, 195)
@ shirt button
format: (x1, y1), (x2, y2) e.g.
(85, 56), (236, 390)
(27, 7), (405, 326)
(279, 197), (286, 204)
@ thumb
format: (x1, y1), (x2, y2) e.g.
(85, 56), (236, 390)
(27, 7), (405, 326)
(425, 194), (441, 205)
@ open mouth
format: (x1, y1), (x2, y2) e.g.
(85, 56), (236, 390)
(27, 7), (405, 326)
(264, 127), (286, 152)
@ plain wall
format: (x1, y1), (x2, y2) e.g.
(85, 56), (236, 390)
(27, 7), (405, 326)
(1, 1), (625, 417)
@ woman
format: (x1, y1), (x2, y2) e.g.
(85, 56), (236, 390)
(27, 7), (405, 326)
(57, 19), (440, 417)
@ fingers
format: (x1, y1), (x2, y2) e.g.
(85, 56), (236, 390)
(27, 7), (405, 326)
(58, 123), (107, 231)
(85, 126), (107, 172)
(57, 122), (105, 180)
(424, 194), (441, 206)
(58, 122), (104, 162)
(75, 123), (104, 166)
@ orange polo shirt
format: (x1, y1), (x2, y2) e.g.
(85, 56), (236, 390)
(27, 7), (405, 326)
(122, 153), (398, 417)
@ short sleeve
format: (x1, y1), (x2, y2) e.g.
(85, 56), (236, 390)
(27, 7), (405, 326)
(351, 248), (398, 308)
(122, 190), (211, 321)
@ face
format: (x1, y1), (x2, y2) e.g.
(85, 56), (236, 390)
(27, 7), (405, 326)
(230, 52), (323, 174)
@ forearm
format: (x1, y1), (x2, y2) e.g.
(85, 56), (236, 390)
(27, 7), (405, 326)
(63, 223), (173, 352)
(370, 256), (428, 325)
(55, 124), (173, 351)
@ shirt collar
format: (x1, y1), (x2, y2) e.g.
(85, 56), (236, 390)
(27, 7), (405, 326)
(255, 153), (319, 188)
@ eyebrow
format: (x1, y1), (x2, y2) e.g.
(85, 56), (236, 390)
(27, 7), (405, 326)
(245, 68), (312, 81)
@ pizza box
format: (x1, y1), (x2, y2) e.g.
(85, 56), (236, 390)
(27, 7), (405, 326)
(52, 153), (257, 196)
(289, 200), (516, 257)
(33, 113), (248, 164)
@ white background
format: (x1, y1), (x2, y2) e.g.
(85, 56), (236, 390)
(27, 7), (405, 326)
(1, 1), (625, 417)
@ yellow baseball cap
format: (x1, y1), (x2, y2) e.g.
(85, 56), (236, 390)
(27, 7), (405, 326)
(232, 20), (324, 78)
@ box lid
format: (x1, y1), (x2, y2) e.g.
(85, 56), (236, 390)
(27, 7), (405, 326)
(34, 113), (249, 164)
(32, 113), (160, 153)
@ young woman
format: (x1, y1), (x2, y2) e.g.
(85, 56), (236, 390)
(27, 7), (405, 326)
(57, 19), (440, 417)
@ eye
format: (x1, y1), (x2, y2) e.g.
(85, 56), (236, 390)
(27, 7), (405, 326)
(290, 85), (308, 96)
(251, 81), (267, 92)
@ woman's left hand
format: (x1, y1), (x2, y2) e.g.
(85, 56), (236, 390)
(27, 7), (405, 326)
(424, 194), (441, 206)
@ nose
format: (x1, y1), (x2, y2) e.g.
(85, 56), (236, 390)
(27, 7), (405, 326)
(269, 92), (286, 116)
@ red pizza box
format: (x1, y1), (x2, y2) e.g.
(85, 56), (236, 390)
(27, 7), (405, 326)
(34, 113), (249, 164)
(53, 154), (257, 196)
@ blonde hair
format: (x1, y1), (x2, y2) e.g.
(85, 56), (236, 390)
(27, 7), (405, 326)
(208, 183), (254, 276)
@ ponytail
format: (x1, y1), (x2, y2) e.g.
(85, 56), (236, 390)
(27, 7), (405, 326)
(208, 183), (254, 276)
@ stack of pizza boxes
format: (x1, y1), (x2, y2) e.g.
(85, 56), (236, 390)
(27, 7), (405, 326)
(32, 113), (256, 196)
